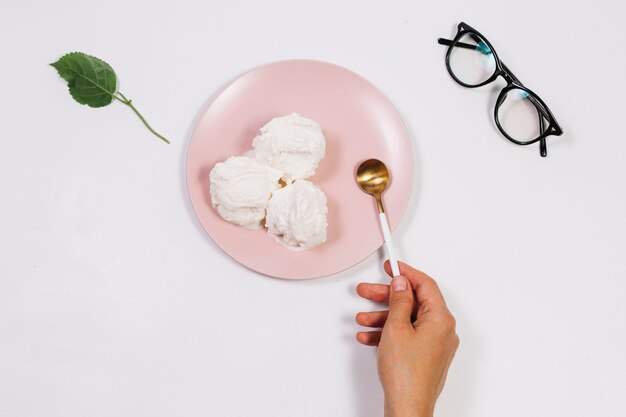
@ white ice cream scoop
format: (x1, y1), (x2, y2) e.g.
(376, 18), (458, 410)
(209, 156), (283, 229)
(253, 113), (326, 184)
(265, 180), (328, 249)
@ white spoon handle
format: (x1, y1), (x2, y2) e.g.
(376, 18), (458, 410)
(379, 212), (401, 277)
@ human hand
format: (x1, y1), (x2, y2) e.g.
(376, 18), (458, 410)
(355, 261), (459, 417)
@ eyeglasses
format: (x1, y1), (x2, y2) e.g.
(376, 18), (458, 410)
(438, 22), (563, 157)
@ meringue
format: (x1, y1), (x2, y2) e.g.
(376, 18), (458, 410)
(253, 113), (326, 184)
(265, 180), (328, 249)
(209, 156), (283, 229)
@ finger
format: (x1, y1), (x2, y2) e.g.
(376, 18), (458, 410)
(384, 261), (446, 308)
(386, 276), (415, 328)
(356, 283), (390, 304)
(355, 310), (389, 328)
(356, 331), (382, 346)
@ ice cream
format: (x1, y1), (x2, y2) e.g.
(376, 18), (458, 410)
(253, 113), (326, 184)
(265, 180), (328, 249)
(209, 156), (283, 229)
(208, 113), (330, 251)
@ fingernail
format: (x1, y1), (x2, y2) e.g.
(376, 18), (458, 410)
(392, 276), (407, 291)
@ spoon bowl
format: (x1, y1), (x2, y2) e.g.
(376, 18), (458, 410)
(356, 158), (391, 213)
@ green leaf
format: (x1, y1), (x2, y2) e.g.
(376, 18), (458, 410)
(50, 51), (170, 143)
(50, 52), (117, 108)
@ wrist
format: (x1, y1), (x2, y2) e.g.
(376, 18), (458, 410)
(384, 398), (434, 417)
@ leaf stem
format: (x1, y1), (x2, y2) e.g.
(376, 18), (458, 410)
(114, 93), (170, 144)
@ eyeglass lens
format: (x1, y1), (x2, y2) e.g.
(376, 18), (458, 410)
(449, 33), (496, 86)
(496, 89), (546, 142)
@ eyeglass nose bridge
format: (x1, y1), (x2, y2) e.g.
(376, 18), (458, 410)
(500, 71), (516, 85)
(498, 63), (522, 86)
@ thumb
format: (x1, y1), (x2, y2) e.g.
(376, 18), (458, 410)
(387, 276), (415, 327)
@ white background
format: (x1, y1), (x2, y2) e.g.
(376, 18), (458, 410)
(1, 0), (625, 416)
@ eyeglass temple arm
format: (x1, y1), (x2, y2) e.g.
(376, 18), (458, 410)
(539, 113), (547, 157)
(438, 38), (478, 50)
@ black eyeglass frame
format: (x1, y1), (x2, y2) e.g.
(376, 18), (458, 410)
(438, 22), (563, 157)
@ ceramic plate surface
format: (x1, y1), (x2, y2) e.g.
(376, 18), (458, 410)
(186, 60), (413, 279)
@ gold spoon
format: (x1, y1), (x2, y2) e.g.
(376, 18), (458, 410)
(356, 159), (401, 277)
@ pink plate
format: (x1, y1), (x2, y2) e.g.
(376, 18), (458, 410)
(186, 60), (413, 279)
